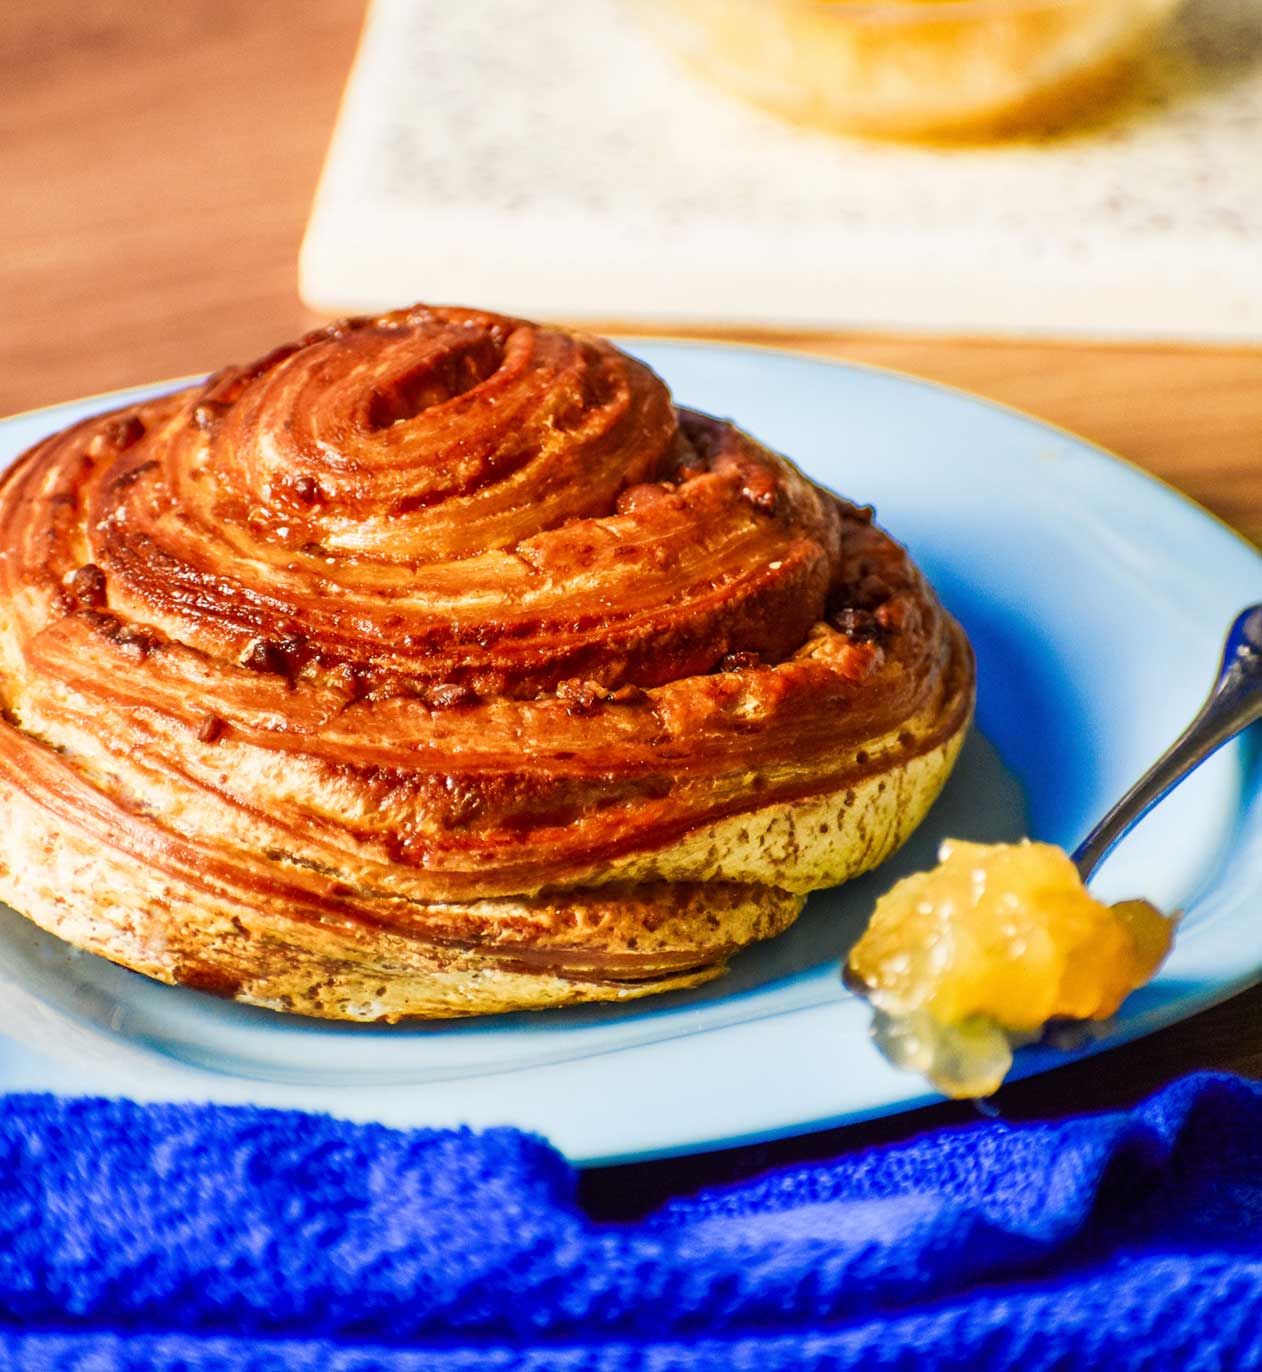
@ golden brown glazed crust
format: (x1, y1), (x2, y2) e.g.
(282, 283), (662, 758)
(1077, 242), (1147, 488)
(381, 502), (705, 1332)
(0, 305), (973, 1019)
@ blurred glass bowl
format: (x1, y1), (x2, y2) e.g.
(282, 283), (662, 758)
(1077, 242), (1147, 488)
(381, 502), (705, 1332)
(628, 0), (1185, 140)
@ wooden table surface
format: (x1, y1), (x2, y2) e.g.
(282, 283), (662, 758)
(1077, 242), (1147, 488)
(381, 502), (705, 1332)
(4, 0), (1262, 1200)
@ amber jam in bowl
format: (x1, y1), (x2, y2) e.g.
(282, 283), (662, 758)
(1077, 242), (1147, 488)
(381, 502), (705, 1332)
(628, 0), (1184, 139)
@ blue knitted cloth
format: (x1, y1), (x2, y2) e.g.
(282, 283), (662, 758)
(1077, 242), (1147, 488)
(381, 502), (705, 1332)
(0, 1071), (1258, 1370)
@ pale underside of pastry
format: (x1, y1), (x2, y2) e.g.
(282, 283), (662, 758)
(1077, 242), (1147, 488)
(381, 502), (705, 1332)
(0, 306), (973, 1020)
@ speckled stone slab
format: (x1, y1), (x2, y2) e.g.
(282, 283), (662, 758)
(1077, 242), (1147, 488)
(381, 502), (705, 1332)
(301, 0), (1262, 341)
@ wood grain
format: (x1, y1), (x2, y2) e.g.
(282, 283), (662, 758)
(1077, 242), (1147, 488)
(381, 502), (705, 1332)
(2, 0), (1262, 1163)
(0, 1), (363, 415)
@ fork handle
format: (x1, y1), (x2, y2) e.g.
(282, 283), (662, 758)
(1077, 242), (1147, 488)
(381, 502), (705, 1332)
(1073, 604), (1262, 882)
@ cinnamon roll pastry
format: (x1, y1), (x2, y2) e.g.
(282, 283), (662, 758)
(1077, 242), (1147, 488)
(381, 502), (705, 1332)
(0, 305), (973, 1020)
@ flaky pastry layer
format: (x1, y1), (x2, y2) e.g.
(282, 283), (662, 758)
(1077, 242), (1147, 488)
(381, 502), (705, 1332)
(0, 305), (973, 1018)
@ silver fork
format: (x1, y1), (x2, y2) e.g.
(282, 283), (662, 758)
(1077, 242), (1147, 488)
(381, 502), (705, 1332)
(1073, 604), (1262, 882)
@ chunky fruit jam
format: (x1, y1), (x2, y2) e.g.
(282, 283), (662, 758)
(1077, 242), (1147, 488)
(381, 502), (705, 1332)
(847, 839), (1174, 1097)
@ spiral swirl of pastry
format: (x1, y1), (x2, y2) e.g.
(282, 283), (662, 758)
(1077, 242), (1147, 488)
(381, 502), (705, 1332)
(0, 305), (972, 1018)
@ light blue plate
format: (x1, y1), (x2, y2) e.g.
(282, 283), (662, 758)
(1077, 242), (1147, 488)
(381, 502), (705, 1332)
(1, 342), (1259, 1166)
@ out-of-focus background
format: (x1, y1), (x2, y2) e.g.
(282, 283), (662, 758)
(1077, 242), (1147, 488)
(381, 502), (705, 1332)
(4, 0), (1261, 534)
(4, 0), (1262, 1170)
(2, 3), (360, 410)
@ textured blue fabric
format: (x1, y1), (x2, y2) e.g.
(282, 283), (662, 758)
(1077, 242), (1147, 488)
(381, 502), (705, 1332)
(0, 1071), (1258, 1370)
